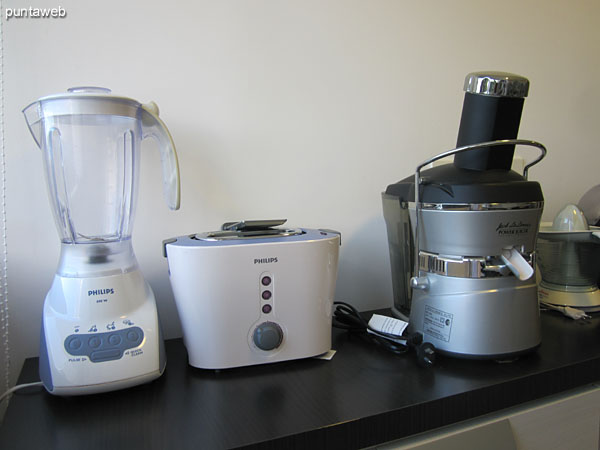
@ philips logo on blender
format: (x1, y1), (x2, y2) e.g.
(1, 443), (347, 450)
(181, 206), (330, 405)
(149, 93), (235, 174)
(5, 6), (66, 20)
(88, 289), (114, 297)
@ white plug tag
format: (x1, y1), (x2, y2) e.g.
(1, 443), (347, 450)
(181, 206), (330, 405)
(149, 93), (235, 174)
(368, 314), (409, 337)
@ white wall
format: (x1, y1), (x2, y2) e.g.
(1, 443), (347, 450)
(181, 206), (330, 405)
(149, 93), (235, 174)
(2, 0), (599, 389)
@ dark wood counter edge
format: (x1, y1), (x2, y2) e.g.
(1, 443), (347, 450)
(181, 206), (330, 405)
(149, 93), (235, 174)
(4, 310), (600, 450)
(239, 357), (600, 449)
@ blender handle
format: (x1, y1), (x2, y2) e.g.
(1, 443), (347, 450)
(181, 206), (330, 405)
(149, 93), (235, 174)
(411, 139), (547, 289)
(141, 102), (181, 210)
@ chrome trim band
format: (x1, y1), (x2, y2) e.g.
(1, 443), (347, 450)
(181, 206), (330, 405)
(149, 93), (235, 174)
(418, 251), (534, 279)
(411, 201), (543, 211)
(464, 71), (529, 98)
(419, 252), (485, 278)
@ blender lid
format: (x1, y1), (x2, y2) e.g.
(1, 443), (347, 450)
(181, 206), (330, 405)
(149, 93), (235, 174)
(23, 87), (144, 119)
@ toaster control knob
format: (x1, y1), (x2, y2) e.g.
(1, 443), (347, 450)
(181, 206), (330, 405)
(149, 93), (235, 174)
(253, 322), (283, 351)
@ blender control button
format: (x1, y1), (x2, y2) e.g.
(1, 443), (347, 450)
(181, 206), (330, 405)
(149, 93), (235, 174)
(66, 337), (82, 352)
(90, 349), (122, 363)
(126, 329), (142, 343)
(261, 276), (272, 286)
(88, 336), (102, 349)
(262, 290), (272, 300)
(262, 304), (272, 314)
(108, 334), (122, 346)
(253, 322), (283, 351)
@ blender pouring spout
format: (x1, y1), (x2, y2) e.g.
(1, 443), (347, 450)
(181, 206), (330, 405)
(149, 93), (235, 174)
(22, 101), (44, 149)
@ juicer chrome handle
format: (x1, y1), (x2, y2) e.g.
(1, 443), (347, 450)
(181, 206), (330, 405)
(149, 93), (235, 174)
(411, 139), (547, 288)
(414, 139), (547, 181)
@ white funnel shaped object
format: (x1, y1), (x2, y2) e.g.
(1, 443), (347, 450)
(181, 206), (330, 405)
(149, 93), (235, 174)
(552, 204), (589, 231)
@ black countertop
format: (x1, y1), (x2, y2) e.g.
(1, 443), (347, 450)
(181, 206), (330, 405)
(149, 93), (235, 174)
(1, 310), (599, 449)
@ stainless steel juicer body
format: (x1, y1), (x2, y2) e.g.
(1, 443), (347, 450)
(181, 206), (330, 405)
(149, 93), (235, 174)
(383, 140), (546, 358)
(382, 71), (548, 359)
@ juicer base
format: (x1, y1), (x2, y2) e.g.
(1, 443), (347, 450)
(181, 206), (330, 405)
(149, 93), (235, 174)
(408, 273), (541, 358)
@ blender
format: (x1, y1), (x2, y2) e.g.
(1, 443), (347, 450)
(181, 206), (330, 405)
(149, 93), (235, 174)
(382, 72), (546, 359)
(23, 87), (180, 395)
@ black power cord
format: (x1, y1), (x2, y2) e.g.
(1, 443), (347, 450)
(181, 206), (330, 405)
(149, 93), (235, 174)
(332, 301), (436, 368)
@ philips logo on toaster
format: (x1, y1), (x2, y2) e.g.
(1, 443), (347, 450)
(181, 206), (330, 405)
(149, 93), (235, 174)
(254, 257), (278, 265)
(88, 288), (115, 296)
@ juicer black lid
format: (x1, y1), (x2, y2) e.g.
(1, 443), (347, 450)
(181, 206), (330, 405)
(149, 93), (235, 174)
(385, 163), (543, 204)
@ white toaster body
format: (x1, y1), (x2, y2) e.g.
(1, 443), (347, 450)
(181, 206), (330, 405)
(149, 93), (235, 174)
(164, 227), (340, 369)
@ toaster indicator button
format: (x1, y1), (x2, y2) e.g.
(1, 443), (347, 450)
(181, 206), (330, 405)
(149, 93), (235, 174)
(253, 322), (283, 351)
(261, 276), (272, 286)
(262, 290), (272, 300)
(262, 304), (272, 314)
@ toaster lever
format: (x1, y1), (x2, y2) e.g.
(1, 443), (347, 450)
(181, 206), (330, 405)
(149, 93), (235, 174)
(221, 219), (287, 231)
(162, 238), (178, 257)
(318, 229), (342, 246)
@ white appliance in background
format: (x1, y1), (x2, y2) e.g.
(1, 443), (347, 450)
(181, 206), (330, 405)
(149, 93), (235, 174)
(23, 87), (180, 395)
(537, 204), (600, 312)
(163, 220), (340, 370)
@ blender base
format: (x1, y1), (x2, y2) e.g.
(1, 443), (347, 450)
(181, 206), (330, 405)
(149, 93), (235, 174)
(538, 286), (600, 313)
(39, 269), (166, 395)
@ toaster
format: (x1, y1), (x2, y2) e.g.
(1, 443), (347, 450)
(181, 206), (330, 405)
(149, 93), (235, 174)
(163, 220), (341, 369)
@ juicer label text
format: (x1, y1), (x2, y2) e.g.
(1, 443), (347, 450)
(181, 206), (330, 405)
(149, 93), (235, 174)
(254, 257), (278, 264)
(88, 288), (114, 296)
(496, 221), (531, 236)
(423, 306), (453, 343)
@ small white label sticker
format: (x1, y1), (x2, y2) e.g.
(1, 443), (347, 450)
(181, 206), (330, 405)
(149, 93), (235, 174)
(314, 349), (336, 360)
(368, 314), (409, 337)
(423, 305), (453, 343)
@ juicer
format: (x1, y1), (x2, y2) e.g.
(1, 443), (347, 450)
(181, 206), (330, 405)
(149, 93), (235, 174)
(382, 72), (547, 359)
(23, 87), (180, 395)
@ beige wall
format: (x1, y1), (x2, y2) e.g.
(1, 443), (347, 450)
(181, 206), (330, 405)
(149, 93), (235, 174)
(2, 0), (599, 388)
